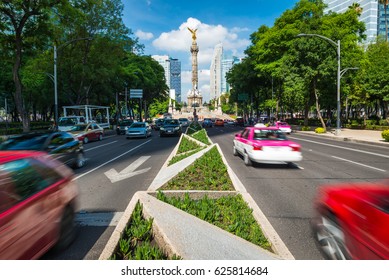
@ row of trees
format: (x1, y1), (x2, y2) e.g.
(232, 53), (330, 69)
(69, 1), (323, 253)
(226, 0), (389, 127)
(0, 0), (169, 132)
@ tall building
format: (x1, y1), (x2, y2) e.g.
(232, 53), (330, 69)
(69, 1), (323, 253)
(378, 3), (389, 39)
(210, 43), (241, 101)
(210, 43), (223, 101)
(151, 55), (182, 102)
(324, 0), (379, 43)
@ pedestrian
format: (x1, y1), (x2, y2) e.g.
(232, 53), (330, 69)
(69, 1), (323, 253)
(326, 119), (331, 128)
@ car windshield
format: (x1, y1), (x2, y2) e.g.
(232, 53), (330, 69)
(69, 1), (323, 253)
(254, 129), (287, 140)
(119, 120), (133, 126)
(69, 125), (87, 132)
(0, 134), (48, 150)
(164, 120), (179, 125)
(130, 123), (145, 128)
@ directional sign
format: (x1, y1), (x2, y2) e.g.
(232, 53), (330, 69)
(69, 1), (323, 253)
(104, 156), (151, 183)
(238, 93), (248, 101)
(130, 89), (143, 99)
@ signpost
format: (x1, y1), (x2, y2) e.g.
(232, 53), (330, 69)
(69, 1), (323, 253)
(130, 89), (143, 121)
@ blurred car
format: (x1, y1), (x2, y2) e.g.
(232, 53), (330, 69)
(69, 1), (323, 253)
(234, 117), (245, 127)
(214, 119), (224, 127)
(312, 179), (389, 260)
(57, 116), (86, 132)
(116, 119), (134, 135)
(202, 118), (213, 128)
(68, 122), (104, 144)
(160, 119), (182, 137)
(126, 122), (152, 139)
(233, 126), (302, 166)
(0, 131), (85, 169)
(0, 151), (78, 259)
(178, 117), (190, 127)
(154, 118), (165, 130)
(272, 121), (292, 134)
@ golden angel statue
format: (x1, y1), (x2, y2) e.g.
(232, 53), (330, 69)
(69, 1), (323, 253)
(187, 27), (197, 41)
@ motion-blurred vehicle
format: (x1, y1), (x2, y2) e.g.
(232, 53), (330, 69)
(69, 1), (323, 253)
(271, 121), (292, 134)
(202, 118), (213, 128)
(160, 119), (182, 137)
(154, 118), (165, 130)
(0, 151), (78, 259)
(116, 119), (134, 135)
(233, 126), (302, 166)
(0, 131), (85, 169)
(178, 117), (190, 127)
(68, 123), (104, 144)
(214, 119), (224, 127)
(57, 116), (86, 132)
(126, 122), (152, 139)
(234, 117), (245, 127)
(312, 179), (389, 260)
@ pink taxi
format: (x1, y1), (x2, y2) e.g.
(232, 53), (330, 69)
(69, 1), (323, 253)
(272, 121), (292, 134)
(233, 126), (302, 166)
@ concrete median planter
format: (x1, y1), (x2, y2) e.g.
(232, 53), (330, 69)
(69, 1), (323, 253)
(99, 129), (293, 260)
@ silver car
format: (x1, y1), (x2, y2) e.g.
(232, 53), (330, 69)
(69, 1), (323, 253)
(126, 122), (152, 139)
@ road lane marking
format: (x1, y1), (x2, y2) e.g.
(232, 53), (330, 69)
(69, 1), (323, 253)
(85, 140), (118, 152)
(332, 156), (386, 172)
(289, 136), (389, 159)
(104, 156), (151, 183)
(73, 140), (152, 181)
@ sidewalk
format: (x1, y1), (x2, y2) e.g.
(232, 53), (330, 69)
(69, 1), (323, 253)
(293, 127), (389, 147)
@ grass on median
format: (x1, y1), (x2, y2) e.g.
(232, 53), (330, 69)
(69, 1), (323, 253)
(109, 201), (181, 260)
(160, 146), (234, 191)
(157, 191), (273, 252)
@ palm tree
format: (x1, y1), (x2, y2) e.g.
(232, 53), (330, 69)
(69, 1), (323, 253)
(349, 2), (363, 16)
(379, 0), (389, 42)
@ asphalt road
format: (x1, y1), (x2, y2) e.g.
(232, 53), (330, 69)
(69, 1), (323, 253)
(44, 125), (389, 260)
(207, 125), (389, 260)
(43, 129), (181, 260)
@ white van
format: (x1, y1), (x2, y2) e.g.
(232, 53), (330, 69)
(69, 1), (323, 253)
(58, 116), (86, 131)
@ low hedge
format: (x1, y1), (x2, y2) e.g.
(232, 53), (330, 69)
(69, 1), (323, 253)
(315, 127), (326, 134)
(382, 130), (389, 142)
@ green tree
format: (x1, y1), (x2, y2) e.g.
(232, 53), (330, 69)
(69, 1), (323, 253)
(0, 0), (65, 131)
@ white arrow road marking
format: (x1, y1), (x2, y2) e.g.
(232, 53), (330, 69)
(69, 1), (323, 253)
(104, 156), (151, 183)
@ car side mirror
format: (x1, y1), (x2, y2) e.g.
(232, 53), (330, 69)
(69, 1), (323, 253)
(235, 133), (241, 137)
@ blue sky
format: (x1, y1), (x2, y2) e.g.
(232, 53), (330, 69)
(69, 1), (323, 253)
(122, 0), (300, 102)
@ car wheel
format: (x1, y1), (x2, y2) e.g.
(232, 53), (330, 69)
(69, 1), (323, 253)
(313, 213), (350, 260)
(74, 152), (86, 169)
(243, 151), (252, 166)
(54, 206), (76, 251)
(83, 137), (89, 144)
(98, 134), (103, 141)
(233, 145), (238, 156)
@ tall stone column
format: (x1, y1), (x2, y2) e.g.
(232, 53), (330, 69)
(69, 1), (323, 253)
(191, 41), (199, 90)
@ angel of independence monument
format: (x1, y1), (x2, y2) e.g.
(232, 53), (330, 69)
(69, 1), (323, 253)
(186, 27), (203, 120)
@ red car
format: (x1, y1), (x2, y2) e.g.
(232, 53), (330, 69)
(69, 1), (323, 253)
(312, 179), (389, 259)
(233, 126), (302, 166)
(0, 151), (78, 259)
(214, 119), (224, 126)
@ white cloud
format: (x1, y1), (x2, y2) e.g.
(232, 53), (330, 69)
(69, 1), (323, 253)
(135, 30), (154, 40)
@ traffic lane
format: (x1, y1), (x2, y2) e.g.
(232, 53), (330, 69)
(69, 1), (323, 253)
(74, 132), (180, 212)
(289, 134), (389, 176)
(212, 128), (388, 259)
(210, 128), (323, 259)
(44, 131), (181, 260)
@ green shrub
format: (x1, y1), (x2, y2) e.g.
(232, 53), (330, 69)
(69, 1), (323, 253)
(186, 121), (202, 135)
(315, 127), (326, 134)
(301, 126), (311, 131)
(382, 130), (389, 142)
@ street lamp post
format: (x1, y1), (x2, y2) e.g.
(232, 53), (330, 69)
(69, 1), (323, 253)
(53, 37), (92, 129)
(297, 33), (342, 135)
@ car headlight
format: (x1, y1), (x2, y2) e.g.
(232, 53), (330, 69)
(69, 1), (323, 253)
(160, 127), (165, 131)
(174, 127), (179, 130)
